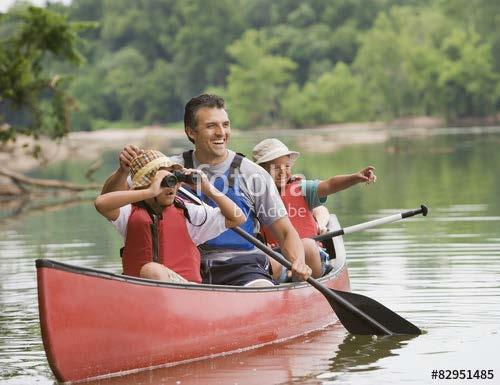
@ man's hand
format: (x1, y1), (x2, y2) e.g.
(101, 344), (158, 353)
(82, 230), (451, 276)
(269, 217), (310, 281)
(183, 168), (209, 192)
(119, 145), (143, 173)
(291, 258), (312, 281)
(101, 145), (142, 194)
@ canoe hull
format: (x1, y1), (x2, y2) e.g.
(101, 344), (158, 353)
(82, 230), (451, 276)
(37, 216), (350, 383)
(38, 262), (349, 382)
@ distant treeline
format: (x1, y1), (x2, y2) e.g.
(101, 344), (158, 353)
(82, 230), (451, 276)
(11, 0), (500, 130)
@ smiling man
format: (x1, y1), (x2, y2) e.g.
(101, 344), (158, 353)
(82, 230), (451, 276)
(101, 94), (310, 287)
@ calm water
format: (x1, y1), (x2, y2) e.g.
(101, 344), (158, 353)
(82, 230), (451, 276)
(1, 127), (500, 384)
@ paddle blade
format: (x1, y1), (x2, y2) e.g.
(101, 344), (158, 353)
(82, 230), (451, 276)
(328, 289), (422, 335)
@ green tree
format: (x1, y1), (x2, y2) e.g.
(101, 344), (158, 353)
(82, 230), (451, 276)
(100, 0), (178, 61)
(11, 0), (496, 132)
(282, 62), (371, 126)
(68, 59), (122, 129)
(104, 47), (148, 122)
(0, 6), (91, 143)
(224, 30), (297, 128)
(171, 0), (246, 100)
(354, 5), (499, 119)
(437, 0), (500, 72)
(354, 6), (450, 118)
(141, 60), (183, 124)
(263, 24), (337, 85)
(67, 75), (101, 131)
(438, 28), (498, 118)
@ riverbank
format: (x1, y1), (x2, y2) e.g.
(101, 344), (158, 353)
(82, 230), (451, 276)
(0, 126), (188, 195)
(4, 115), (500, 189)
(0, 117), (449, 175)
(0, 126), (187, 174)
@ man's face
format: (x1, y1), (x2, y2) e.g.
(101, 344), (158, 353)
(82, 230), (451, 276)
(186, 107), (231, 161)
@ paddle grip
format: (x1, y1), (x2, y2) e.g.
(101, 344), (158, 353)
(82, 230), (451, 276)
(313, 229), (344, 243)
(402, 204), (428, 218)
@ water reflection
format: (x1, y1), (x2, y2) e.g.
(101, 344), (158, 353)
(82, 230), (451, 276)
(82, 327), (415, 385)
(1, 130), (500, 384)
(327, 334), (416, 373)
(0, 195), (92, 226)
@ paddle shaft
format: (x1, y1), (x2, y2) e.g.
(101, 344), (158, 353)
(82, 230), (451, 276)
(314, 205), (428, 243)
(230, 226), (393, 335)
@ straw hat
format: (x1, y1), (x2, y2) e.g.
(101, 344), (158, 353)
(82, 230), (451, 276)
(252, 138), (300, 165)
(130, 149), (183, 189)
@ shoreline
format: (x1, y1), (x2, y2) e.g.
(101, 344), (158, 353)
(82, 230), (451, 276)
(0, 126), (187, 174)
(1, 116), (499, 176)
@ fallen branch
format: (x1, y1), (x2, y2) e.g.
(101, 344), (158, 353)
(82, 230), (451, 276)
(84, 158), (103, 182)
(0, 166), (101, 193)
(0, 195), (94, 229)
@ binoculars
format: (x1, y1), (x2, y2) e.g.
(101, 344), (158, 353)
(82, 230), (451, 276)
(161, 171), (201, 188)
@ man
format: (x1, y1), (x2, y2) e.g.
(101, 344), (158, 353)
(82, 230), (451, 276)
(101, 94), (311, 286)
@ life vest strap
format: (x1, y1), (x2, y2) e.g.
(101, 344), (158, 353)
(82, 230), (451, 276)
(182, 150), (194, 169)
(227, 153), (243, 187)
(137, 201), (160, 263)
(182, 150), (245, 188)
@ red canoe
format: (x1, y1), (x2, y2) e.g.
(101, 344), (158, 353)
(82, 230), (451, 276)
(36, 217), (351, 383)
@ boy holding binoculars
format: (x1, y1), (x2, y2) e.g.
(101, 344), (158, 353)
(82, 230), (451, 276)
(95, 149), (246, 283)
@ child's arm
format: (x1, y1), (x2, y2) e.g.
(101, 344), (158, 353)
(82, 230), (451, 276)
(188, 170), (246, 228)
(95, 169), (169, 221)
(316, 166), (376, 198)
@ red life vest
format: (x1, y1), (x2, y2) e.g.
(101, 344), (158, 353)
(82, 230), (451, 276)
(261, 178), (318, 246)
(122, 203), (202, 283)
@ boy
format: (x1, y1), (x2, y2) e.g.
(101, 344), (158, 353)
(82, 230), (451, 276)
(95, 149), (246, 283)
(252, 138), (376, 281)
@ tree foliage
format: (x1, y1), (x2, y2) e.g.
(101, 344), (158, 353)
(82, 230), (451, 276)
(224, 30), (296, 128)
(2, 0), (499, 134)
(353, 5), (499, 120)
(282, 62), (372, 126)
(0, 6), (92, 143)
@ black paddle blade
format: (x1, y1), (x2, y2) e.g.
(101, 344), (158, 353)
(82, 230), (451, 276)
(327, 289), (422, 335)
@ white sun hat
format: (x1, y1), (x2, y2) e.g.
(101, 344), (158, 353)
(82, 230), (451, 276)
(252, 138), (300, 165)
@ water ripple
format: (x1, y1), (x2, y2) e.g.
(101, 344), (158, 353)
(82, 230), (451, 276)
(1, 197), (500, 384)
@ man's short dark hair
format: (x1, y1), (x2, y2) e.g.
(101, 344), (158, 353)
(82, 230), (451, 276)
(184, 94), (226, 143)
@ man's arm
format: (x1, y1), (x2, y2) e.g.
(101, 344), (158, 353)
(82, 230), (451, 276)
(246, 159), (310, 280)
(101, 145), (143, 194)
(269, 217), (311, 281)
(101, 169), (129, 194)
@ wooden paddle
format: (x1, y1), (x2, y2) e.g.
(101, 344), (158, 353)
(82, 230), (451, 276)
(178, 187), (422, 335)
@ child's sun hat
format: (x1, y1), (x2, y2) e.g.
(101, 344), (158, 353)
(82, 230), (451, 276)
(130, 150), (183, 189)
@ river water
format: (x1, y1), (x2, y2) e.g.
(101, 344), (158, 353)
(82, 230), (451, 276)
(1, 127), (499, 384)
